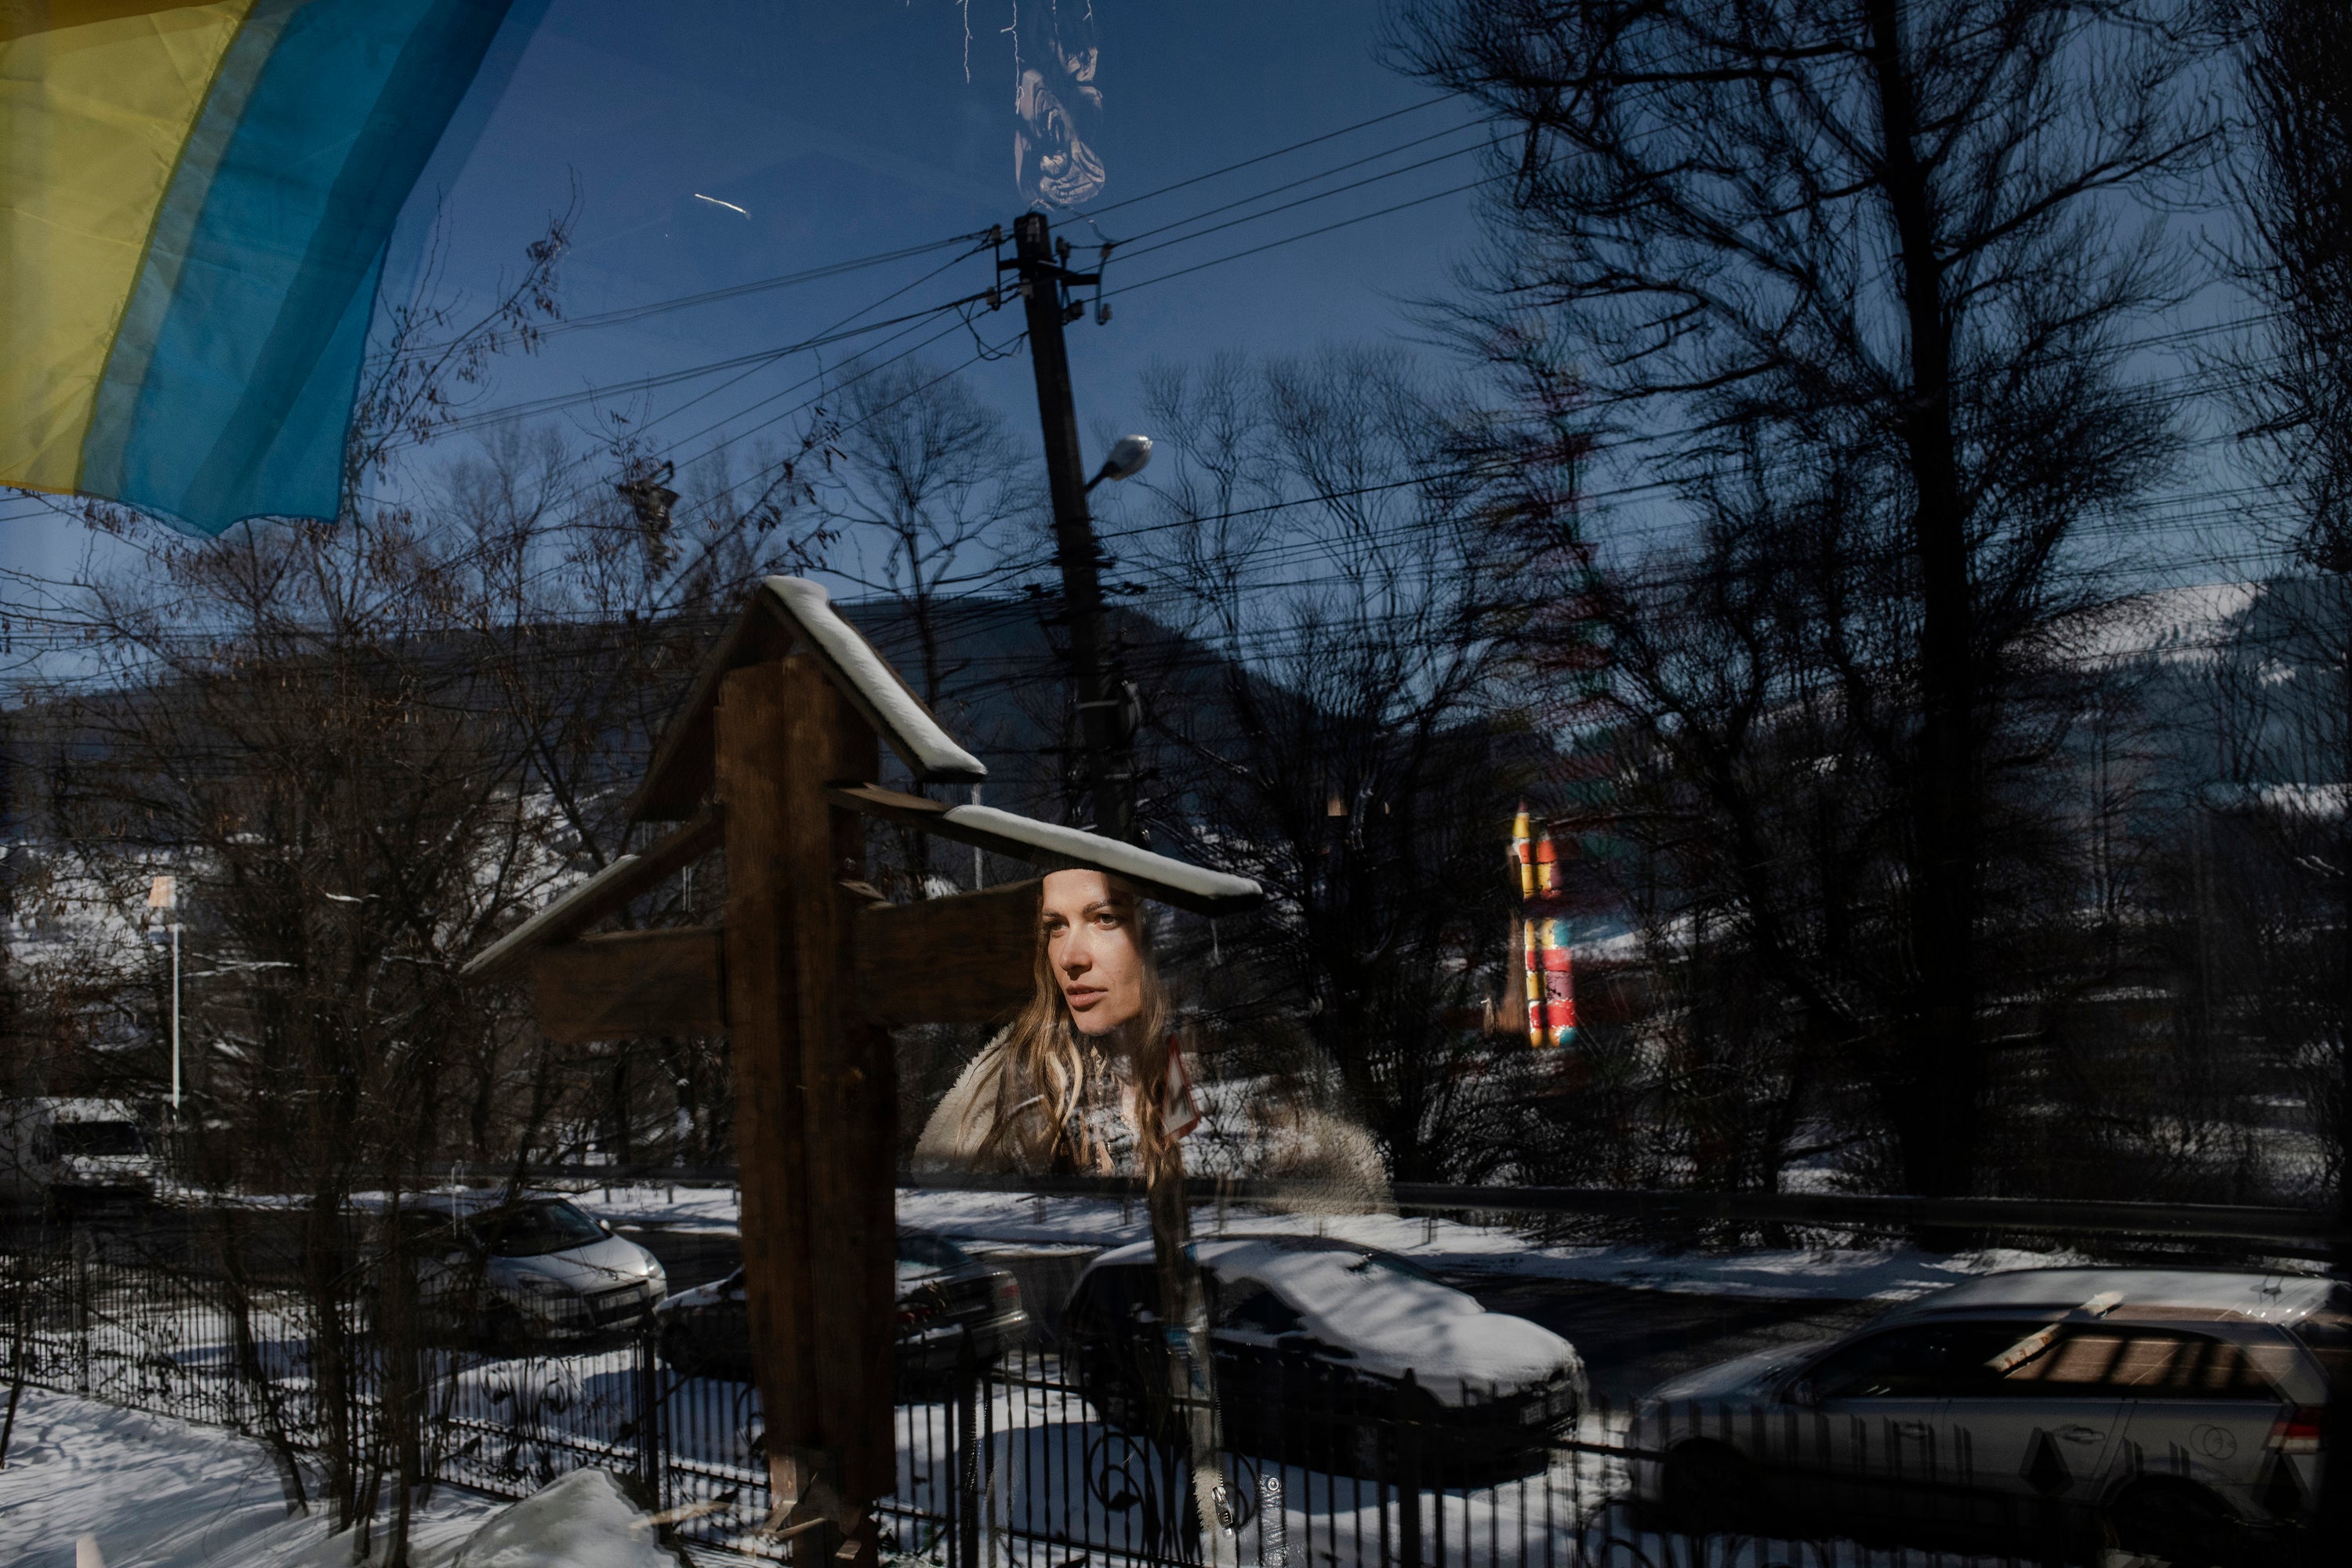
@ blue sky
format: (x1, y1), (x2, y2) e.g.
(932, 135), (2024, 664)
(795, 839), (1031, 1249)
(0, 0), (2268, 601)
(3, 1), (1491, 582)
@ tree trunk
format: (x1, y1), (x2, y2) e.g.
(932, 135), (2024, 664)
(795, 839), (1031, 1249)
(1867, 0), (1983, 1201)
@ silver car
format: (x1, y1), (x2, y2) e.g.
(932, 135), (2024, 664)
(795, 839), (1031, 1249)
(408, 1196), (669, 1345)
(1632, 1267), (2339, 1563)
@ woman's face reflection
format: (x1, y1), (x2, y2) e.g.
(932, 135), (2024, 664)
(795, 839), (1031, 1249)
(1040, 869), (1143, 1036)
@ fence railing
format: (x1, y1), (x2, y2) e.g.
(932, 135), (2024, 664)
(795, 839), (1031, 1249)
(434, 1164), (2347, 1251)
(7, 1223), (2282, 1566)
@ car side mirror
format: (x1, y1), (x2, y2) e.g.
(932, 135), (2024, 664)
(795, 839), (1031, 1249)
(599, 1218), (615, 1234)
(1785, 1377), (1819, 1408)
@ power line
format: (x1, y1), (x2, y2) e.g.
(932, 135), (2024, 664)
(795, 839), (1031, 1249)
(404, 294), (989, 445)
(1076, 96), (1465, 220)
(1106, 141), (1501, 273)
(437, 115), (1512, 506)
(1106, 172), (1509, 299)
(1109, 120), (1495, 249)
(372, 230), (991, 364)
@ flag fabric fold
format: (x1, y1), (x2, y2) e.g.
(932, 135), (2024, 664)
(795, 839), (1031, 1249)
(2, 0), (521, 534)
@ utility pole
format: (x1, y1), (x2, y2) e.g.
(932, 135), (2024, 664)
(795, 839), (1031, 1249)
(1004, 213), (1135, 842)
(1006, 212), (1217, 1553)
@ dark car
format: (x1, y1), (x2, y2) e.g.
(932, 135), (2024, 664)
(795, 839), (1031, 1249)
(1062, 1235), (1584, 1483)
(654, 1231), (1028, 1395)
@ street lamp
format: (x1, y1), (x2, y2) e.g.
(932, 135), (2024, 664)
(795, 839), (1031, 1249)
(1085, 433), (1152, 492)
(146, 875), (180, 1117)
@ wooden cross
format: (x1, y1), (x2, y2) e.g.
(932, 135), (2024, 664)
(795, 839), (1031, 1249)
(463, 577), (1261, 1558)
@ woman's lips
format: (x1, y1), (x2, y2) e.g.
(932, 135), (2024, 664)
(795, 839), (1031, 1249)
(1064, 985), (1105, 1011)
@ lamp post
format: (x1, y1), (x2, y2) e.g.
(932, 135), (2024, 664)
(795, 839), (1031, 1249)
(146, 875), (180, 1116)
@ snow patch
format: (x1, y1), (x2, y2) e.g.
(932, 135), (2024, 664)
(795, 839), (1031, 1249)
(450, 1469), (679, 1568)
(766, 577), (986, 782)
(0, 1389), (499, 1568)
(942, 804), (1260, 903)
(2068, 580), (2261, 667)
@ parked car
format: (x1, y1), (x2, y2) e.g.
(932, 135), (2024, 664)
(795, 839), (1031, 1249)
(654, 1231), (1028, 1394)
(383, 1195), (667, 1347)
(1632, 1267), (2342, 1564)
(0, 1098), (155, 1210)
(1062, 1235), (1584, 1483)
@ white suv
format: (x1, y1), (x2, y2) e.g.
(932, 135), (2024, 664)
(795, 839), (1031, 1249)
(1632, 1267), (2339, 1563)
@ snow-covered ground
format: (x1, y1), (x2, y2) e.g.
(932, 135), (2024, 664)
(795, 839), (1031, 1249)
(1, 1386), (2059, 1568)
(0, 1389), (502, 1568)
(554, 1181), (2178, 1303)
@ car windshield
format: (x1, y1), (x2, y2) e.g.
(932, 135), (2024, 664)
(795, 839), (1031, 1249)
(1345, 1251), (1443, 1287)
(53, 1123), (143, 1157)
(898, 1233), (970, 1271)
(1807, 1323), (2031, 1399)
(470, 1200), (606, 1258)
(2289, 1288), (2352, 1393)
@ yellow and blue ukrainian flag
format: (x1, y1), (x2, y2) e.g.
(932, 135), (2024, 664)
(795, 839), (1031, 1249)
(2, 0), (528, 534)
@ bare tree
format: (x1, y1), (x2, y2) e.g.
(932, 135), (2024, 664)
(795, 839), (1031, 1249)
(1130, 348), (1544, 1181)
(812, 358), (1030, 902)
(1399, 0), (2212, 1196)
(2231, 0), (2352, 1261)
(0, 201), (850, 1555)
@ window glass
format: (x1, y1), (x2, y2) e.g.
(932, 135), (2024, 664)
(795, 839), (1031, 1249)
(1080, 1265), (1160, 1324)
(897, 1233), (970, 1271)
(1345, 1251), (1445, 1287)
(1991, 1327), (2283, 1401)
(1809, 1323), (2031, 1399)
(1214, 1278), (1305, 1335)
(2288, 1293), (2352, 1394)
(53, 1123), (142, 1157)
(471, 1200), (605, 1257)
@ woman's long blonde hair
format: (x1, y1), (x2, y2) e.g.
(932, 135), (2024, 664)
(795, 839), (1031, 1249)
(972, 874), (1179, 1176)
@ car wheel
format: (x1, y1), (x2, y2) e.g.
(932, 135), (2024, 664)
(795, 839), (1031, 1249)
(1660, 1439), (1755, 1536)
(2106, 1480), (2249, 1568)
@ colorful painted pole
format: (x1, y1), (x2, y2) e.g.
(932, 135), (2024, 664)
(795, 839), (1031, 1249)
(1508, 813), (1578, 1048)
(1523, 916), (1546, 1047)
(1512, 804), (1541, 1044)
(1541, 913), (1577, 1047)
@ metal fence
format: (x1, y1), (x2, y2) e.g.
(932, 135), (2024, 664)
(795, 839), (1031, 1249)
(1, 1227), (2288, 1566)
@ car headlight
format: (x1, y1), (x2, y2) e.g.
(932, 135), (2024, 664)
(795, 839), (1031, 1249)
(512, 1273), (572, 1299)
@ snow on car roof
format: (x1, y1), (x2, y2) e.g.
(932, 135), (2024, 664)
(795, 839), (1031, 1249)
(1082, 1233), (1580, 1400)
(38, 1098), (140, 1123)
(1886, 1266), (2336, 1324)
(347, 1189), (581, 1218)
(1087, 1234), (1425, 1274)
